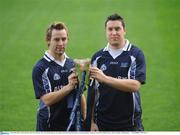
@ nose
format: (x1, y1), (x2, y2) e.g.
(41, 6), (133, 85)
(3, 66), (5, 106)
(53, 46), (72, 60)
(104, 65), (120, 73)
(112, 29), (116, 35)
(57, 40), (63, 46)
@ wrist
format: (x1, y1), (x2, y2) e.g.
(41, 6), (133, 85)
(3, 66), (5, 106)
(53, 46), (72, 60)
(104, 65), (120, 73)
(64, 84), (73, 92)
(101, 74), (109, 84)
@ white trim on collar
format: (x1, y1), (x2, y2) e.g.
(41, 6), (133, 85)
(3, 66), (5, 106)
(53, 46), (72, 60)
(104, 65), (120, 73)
(44, 51), (55, 61)
(43, 51), (68, 67)
(103, 39), (131, 59)
(103, 39), (131, 52)
(122, 39), (131, 51)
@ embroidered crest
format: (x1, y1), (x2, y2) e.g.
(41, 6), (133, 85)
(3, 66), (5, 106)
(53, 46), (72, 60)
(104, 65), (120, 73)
(53, 73), (60, 80)
(100, 64), (107, 71)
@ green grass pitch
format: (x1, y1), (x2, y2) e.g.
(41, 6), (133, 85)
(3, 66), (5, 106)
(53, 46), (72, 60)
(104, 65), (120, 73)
(0, 0), (180, 131)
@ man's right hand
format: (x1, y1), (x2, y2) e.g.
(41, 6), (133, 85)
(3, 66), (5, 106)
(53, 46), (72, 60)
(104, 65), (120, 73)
(67, 72), (79, 90)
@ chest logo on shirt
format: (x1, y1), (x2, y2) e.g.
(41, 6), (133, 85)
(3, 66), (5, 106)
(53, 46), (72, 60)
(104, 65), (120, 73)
(110, 61), (118, 65)
(100, 64), (107, 71)
(53, 73), (61, 80)
(61, 69), (68, 73)
(120, 62), (129, 68)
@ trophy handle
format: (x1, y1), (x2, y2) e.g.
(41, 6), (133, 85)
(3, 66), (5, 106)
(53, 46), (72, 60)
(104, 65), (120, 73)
(74, 58), (91, 71)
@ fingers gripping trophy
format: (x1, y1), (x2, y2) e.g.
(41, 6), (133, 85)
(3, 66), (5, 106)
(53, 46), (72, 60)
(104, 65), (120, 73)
(66, 58), (90, 131)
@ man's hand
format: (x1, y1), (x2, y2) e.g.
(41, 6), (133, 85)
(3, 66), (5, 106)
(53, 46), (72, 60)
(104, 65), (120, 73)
(67, 72), (79, 90)
(89, 66), (107, 83)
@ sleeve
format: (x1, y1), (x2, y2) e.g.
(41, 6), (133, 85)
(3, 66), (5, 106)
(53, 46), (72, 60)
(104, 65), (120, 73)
(91, 53), (103, 67)
(91, 54), (97, 67)
(135, 50), (146, 84)
(32, 65), (47, 99)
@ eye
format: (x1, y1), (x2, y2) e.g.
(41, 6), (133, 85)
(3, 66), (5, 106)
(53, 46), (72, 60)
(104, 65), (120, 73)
(62, 37), (67, 41)
(54, 38), (60, 42)
(108, 27), (113, 31)
(115, 27), (120, 31)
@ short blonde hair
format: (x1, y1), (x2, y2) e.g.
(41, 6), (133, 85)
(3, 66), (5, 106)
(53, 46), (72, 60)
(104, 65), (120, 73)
(46, 22), (68, 42)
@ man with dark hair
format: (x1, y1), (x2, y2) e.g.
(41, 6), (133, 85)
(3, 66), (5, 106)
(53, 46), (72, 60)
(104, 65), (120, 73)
(88, 13), (146, 131)
(32, 22), (86, 131)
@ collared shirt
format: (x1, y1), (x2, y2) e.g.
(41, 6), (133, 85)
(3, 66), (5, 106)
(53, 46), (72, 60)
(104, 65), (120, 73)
(32, 51), (76, 130)
(89, 39), (146, 129)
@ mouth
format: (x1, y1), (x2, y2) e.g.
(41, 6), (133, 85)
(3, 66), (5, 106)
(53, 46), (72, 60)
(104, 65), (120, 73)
(111, 36), (118, 38)
(56, 47), (64, 52)
(111, 37), (119, 41)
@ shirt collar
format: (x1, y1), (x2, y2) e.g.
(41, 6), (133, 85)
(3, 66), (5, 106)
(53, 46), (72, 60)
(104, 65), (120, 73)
(103, 39), (131, 52)
(43, 51), (68, 67)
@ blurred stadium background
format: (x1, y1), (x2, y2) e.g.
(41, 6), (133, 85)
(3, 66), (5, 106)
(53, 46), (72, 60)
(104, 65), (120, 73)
(0, 0), (180, 131)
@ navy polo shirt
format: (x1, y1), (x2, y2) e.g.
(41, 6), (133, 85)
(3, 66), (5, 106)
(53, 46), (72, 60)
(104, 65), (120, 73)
(32, 52), (76, 130)
(91, 40), (146, 129)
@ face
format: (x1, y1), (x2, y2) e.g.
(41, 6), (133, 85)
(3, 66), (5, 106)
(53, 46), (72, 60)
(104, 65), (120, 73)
(47, 29), (68, 57)
(106, 20), (126, 48)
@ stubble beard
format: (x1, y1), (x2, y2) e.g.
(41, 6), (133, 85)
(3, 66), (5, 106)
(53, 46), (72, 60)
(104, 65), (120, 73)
(53, 48), (65, 59)
(110, 40), (121, 48)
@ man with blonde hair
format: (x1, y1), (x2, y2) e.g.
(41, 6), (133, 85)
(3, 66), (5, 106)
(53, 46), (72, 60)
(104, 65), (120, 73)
(32, 22), (86, 131)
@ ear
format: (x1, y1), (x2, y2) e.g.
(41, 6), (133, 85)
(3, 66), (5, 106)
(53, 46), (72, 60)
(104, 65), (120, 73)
(123, 28), (126, 35)
(46, 40), (50, 47)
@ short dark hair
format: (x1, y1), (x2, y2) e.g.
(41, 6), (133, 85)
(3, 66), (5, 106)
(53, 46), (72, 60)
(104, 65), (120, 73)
(46, 22), (68, 42)
(105, 13), (125, 28)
